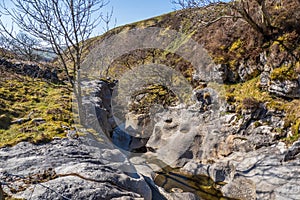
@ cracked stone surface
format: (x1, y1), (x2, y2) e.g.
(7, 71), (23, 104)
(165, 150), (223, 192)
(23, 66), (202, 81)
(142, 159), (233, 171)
(0, 136), (152, 200)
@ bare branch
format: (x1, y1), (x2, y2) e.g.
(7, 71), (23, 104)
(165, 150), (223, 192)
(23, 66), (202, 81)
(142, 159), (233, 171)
(171, 0), (274, 36)
(101, 7), (117, 32)
(0, 0), (111, 125)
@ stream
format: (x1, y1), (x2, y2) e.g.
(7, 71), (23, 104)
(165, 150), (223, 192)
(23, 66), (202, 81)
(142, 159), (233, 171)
(153, 166), (237, 200)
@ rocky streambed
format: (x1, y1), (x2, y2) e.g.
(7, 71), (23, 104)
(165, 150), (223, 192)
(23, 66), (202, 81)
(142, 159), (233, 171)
(1, 79), (300, 200)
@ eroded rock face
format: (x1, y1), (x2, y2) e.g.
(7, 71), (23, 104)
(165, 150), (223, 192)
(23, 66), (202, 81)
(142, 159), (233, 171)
(78, 79), (300, 200)
(259, 58), (300, 99)
(225, 144), (300, 200)
(144, 94), (286, 168)
(81, 80), (116, 136)
(145, 106), (224, 167)
(0, 136), (152, 200)
(269, 79), (300, 98)
(181, 142), (300, 200)
(3, 80), (296, 199)
(215, 53), (266, 83)
(222, 176), (256, 200)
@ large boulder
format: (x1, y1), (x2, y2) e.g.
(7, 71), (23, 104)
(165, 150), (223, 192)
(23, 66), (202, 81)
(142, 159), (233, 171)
(0, 136), (152, 200)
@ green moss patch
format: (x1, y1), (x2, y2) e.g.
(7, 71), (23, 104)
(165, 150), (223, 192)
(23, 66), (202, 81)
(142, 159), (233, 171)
(270, 63), (298, 81)
(0, 71), (72, 147)
(224, 77), (300, 143)
(129, 84), (179, 114)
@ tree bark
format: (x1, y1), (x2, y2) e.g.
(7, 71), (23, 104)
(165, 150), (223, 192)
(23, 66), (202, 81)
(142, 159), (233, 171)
(0, 183), (4, 200)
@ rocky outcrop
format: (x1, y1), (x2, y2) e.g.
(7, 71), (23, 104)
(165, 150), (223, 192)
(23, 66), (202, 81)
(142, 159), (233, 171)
(0, 136), (152, 200)
(2, 78), (298, 200)
(181, 141), (300, 200)
(269, 79), (300, 98)
(221, 143), (300, 200)
(217, 53), (266, 83)
(283, 140), (300, 161)
(217, 51), (300, 99)
(81, 79), (117, 137)
(127, 93), (299, 200)
(142, 91), (286, 167)
(259, 54), (300, 99)
(80, 80), (300, 199)
(0, 58), (59, 83)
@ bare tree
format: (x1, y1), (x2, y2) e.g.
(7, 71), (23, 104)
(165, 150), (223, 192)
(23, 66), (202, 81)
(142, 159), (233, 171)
(171, 0), (274, 37)
(0, 183), (4, 200)
(0, 0), (110, 124)
(0, 31), (41, 61)
(0, 35), (11, 49)
(13, 32), (40, 61)
(101, 7), (117, 33)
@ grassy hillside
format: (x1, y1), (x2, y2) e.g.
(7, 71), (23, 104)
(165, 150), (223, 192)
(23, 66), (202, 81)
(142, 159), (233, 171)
(0, 0), (300, 147)
(83, 0), (300, 143)
(0, 62), (72, 147)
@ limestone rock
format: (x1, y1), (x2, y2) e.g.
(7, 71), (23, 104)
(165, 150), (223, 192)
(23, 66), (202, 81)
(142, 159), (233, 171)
(10, 118), (30, 125)
(125, 112), (153, 138)
(179, 144), (300, 200)
(283, 140), (300, 162)
(0, 136), (152, 200)
(269, 79), (300, 98)
(230, 146), (300, 199)
(222, 176), (256, 200)
(81, 80), (115, 136)
(260, 71), (270, 89)
(63, 79), (299, 200)
(0, 58), (59, 83)
(238, 62), (261, 82)
(208, 162), (235, 183)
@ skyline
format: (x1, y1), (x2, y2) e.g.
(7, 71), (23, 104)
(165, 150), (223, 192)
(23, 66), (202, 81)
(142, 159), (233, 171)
(0, 0), (175, 37)
(96, 0), (174, 35)
(109, 0), (174, 25)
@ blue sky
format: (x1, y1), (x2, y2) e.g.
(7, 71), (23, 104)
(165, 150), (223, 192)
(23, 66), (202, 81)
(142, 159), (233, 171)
(99, 0), (174, 34)
(108, 0), (173, 26)
(0, 0), (174, 36)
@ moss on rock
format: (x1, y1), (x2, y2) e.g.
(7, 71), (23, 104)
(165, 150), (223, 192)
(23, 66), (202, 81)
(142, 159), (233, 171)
(270, 64), (298, 81)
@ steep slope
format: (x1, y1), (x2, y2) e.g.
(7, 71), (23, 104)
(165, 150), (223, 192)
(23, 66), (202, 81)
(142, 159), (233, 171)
(1, 1), (300, 199)
(83, 0), (300, 143)
(74, 1), (300, 199)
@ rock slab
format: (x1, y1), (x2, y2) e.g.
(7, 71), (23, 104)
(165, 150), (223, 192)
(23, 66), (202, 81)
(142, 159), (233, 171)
(0, 136), (152, 200)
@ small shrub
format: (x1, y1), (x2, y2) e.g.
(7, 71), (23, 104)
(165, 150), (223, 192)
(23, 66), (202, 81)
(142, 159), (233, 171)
(270, 64), (298, 81)
(292, 120), (300, 136)
(225, 94), (235, 103)
(242, 97), (260, 110)
(275, 128), (283, 134)
(229, 39), (243, 52)
(0, 114), (11, 129)
(253, 121), (262, 127)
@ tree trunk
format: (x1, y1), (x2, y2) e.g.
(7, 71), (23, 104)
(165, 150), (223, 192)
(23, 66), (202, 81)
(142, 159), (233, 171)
(0, 183), (4, 200)
(238, 7), (266, 36)
(74, 70), (86, 127)
(257, 0), (273, 35)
